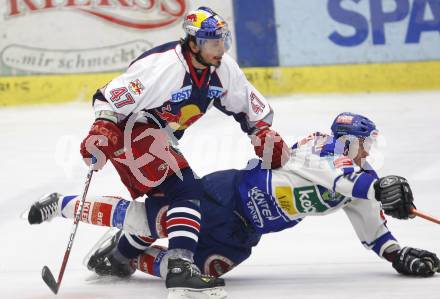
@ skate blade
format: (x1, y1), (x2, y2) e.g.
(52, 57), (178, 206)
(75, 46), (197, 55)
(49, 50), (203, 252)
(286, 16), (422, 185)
(82, 227), (120, 268)
(167, 287), (227, 299)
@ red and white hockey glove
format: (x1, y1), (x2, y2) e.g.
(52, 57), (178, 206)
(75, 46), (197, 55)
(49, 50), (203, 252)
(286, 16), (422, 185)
(251, 121), (290, 169)
(80, 120), (124, 170)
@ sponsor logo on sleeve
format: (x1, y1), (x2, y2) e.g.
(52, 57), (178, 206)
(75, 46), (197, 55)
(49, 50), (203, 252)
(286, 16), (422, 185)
(128, 79), (145, 96)
(250, 91), (265, 114)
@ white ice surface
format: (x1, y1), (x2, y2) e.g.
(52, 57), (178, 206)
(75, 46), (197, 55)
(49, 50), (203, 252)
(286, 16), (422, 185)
(1, 92), (440, 298)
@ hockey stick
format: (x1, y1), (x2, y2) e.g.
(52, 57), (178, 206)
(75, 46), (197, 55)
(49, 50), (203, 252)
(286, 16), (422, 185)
(41, 166), (95, 294)
(410, 207), (440, 225)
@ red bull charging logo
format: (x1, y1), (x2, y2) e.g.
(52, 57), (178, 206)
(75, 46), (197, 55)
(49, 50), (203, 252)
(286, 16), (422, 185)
(157, 104), (204, 131)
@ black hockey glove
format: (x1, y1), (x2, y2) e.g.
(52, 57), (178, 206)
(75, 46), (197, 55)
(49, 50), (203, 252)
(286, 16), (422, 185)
(374, 175), (415, 219)
(392, 247), (440, 277)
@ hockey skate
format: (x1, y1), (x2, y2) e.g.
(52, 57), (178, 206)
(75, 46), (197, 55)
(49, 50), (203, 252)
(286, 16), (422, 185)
(166, 258), (227, 299)
(27, 193), (62, 224)
(85, 228), (135, 278)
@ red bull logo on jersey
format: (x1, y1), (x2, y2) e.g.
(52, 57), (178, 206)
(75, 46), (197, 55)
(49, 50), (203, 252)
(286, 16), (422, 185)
(128, 79), (144, 96)
(157, 104), (204, 131)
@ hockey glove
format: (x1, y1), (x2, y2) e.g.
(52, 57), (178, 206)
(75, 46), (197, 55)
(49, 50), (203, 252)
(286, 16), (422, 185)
(80, 120), (124, 170)
(392, 247), (440, 277)
(374, 175), (415, 219)
(251, 122), (290, 169)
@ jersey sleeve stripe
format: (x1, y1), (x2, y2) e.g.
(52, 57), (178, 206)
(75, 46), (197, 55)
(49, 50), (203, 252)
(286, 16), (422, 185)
(352, 173), (376, 199)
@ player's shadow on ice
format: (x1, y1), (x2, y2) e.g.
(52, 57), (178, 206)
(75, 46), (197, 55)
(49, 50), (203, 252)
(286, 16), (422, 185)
(223, 269), (409, 286)
(84, 273), (163, 286)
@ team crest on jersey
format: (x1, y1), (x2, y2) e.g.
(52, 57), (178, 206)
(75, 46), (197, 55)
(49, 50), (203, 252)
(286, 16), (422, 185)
(170, 86), (192, 103)
(250, 91), (265, 114)
(128, 79), (145, 96)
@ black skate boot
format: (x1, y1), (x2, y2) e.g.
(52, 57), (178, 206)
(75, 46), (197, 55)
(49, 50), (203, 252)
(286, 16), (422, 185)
(28, 193), (61, 224)
(86, 230), (135, 278)
(166, 258), (227, 299)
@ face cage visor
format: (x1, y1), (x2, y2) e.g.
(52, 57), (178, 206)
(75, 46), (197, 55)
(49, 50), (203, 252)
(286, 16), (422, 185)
(195, 28), (232, 54)
(334, 129), (379, 155)
(360, 130), (379, 153)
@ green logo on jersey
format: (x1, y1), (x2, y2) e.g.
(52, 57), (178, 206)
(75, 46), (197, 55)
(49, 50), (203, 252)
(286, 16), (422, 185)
(321, 191), (344, 202)
(293, 186), (328, 213)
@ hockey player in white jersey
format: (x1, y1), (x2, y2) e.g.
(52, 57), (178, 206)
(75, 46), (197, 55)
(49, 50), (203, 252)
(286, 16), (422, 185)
(75, 5), (289, 298)
(29, 112), (439, 297)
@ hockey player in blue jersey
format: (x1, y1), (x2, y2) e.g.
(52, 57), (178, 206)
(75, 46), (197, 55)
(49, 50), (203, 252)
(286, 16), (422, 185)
(28, 112), (439, 297)
(71, 5), (288, 298)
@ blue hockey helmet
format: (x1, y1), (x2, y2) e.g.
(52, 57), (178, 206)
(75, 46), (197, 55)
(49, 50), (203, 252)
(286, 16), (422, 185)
(183, 7), (231, 51)
(331, 112), (377, 139)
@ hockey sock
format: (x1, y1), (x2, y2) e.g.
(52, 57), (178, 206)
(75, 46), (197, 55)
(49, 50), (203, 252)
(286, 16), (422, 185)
(117, 232), (157, 259)
(60, 195), (156, 238)
(166, 200), (201, 254)
(134, 245), (168, 278)
(60, 195), (129, 227)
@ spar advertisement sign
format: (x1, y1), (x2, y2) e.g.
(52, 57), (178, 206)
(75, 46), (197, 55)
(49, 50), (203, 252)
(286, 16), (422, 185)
(0, 0), (235, 75)
(275, 0), (440, 66)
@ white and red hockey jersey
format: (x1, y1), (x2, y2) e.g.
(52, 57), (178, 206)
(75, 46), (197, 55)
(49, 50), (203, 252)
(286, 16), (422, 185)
(93, 41), (272, 139)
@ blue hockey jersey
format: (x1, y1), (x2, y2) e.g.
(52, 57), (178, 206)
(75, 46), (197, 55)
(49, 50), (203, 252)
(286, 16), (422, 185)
(237, 132), (398, 257)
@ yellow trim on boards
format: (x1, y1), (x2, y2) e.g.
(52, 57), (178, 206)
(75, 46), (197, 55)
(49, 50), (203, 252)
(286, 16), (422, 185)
(0, 73), (119, 107)
(1, 61), (440, 106)
(243, 60), (440, 96)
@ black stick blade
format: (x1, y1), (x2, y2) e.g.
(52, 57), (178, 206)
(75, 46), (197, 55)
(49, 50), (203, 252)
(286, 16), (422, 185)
(42, 266), (59, 294)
